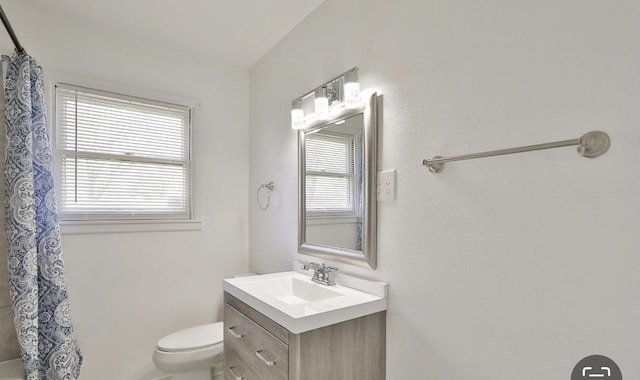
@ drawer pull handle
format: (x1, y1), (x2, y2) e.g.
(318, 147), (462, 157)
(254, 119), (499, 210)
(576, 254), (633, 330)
(255, 350), (276, 366)
(228, 326), (244, 339)
(228, 366), (244, 380)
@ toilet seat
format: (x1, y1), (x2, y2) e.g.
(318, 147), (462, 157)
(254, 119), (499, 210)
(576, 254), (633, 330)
(153, 322), (224, 373)
(157, 323), (224, 352)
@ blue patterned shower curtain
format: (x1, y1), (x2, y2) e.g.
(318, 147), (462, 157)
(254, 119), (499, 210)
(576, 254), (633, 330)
(3, 54), (83, 379)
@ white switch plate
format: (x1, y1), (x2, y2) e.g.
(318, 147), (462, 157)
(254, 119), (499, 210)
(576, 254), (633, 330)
(377, 170), (396, 201)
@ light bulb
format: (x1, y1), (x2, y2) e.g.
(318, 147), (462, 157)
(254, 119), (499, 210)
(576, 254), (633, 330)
(291, 99), (305, 129)
(344, 69), (360, 108)
(314, 87), (329, 120)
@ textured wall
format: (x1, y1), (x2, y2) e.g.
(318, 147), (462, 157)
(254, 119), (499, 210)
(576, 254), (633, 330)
(249, 0), (640, 378)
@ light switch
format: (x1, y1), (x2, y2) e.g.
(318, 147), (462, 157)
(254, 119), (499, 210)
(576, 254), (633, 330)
(377, 170), (396, 201)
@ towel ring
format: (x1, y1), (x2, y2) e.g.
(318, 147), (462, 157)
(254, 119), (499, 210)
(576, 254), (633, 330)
(257, 182), (275, 210)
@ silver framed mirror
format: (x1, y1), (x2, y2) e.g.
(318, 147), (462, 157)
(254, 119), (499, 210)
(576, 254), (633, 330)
(298, 92), (377, 269)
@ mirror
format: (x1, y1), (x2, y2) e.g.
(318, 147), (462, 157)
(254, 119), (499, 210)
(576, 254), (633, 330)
(298, 93), (377, 269)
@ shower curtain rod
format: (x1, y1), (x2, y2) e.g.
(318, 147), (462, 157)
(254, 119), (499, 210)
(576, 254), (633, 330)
(0, 5), (25, 55)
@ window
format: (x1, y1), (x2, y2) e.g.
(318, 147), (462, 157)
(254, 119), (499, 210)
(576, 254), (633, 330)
(54, 84), (191, 220)
(305, 131), (359, 215)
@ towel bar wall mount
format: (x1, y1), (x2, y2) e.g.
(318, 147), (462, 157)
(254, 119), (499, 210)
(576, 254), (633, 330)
(422, 131), (610, 173)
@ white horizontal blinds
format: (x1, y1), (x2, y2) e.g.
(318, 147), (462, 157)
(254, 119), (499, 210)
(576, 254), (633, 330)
(59, 157), (188, 215)
(55, 84), (191, 219)
(56, 85), (189, 160)
(305, 132), (354, 212)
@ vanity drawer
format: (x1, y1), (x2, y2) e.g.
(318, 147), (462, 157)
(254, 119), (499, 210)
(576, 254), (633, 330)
(225, 303), (288, 380)
(225, 344), (264, 380)
(225, 304), (256, 359)
(247, 319), (288, 380)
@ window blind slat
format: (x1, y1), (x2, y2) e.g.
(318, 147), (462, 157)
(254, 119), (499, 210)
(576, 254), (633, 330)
(58, 104), (188, 125)
(56, 114), (187, 135)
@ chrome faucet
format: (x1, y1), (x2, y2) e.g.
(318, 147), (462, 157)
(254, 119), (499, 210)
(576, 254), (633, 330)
(301, 262), (338, 286)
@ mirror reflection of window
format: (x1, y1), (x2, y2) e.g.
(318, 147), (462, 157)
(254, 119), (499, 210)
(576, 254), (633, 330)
(305, 131), (357, 215)
(304, 114), (364, 252)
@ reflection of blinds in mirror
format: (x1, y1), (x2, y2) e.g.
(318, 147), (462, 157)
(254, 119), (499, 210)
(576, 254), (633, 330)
(305, 133), (355, 212)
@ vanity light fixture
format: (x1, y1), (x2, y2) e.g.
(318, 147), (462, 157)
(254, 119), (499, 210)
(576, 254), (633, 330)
(290, 67), (361, 130)
(314, 87), (329, 121)
(291, 99), (305, 129)
(344, 68), (360, 108)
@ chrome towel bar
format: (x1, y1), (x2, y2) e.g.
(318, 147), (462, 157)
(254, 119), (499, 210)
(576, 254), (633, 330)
(422, 131), (610, 173)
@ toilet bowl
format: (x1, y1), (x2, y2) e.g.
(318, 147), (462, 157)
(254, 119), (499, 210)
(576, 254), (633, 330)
(153, 322), (224, 374)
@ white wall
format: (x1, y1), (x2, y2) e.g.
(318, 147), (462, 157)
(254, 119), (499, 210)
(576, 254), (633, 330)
(306, 219), (359, 250)
(0, 2), (249, 379)
(250, 0), (640, 378)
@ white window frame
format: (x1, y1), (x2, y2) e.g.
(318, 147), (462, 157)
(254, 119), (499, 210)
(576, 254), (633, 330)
(46, 70), (201, 234)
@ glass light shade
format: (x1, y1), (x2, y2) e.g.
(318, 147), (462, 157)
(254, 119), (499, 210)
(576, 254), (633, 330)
(291, 109), (305, 129)
(314, 87), (329, 120)
(344, 69), (360, 108)
(291, 100), (305, 129)
(344, 82), (360, 108)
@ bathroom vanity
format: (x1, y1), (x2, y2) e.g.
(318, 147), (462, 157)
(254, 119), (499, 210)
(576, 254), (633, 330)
(223, 270), (387, 380)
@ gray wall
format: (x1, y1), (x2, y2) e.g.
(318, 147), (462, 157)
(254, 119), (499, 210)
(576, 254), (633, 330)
(249, 0), (640, 378)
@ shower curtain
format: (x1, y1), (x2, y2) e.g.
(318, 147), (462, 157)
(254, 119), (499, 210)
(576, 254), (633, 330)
(3, 54), (82, 379)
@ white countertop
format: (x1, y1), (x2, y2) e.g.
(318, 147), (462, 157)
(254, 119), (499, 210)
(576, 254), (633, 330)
(223, 270), (387, 334)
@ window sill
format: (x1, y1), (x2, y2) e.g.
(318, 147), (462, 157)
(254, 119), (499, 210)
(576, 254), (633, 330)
(60, 219), (202, 235)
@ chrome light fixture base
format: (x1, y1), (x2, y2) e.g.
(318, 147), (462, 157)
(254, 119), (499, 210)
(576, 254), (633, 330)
(290, 67), (360, 130)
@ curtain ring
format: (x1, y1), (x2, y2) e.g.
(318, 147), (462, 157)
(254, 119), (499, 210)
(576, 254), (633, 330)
(257, 182), (275, 210)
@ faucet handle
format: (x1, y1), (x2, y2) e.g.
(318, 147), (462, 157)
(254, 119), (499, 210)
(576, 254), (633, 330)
(323, 264), (338, 273)
(302, 262), (322, 270)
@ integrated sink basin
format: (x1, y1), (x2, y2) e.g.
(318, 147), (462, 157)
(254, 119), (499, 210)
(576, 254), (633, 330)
(247, 276), (343, 305)
(223, 270), (387, 333)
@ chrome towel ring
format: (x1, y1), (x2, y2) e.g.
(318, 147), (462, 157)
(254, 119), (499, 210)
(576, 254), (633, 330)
(257, 182), (275, 210)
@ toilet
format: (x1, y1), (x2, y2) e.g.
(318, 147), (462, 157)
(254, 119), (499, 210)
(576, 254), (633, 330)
(152, 274), (255, 379)
(153, 322), (224, 380)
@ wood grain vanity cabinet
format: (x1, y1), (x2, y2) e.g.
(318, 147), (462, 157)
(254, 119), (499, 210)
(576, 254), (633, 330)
(224, 293), (386, 380)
